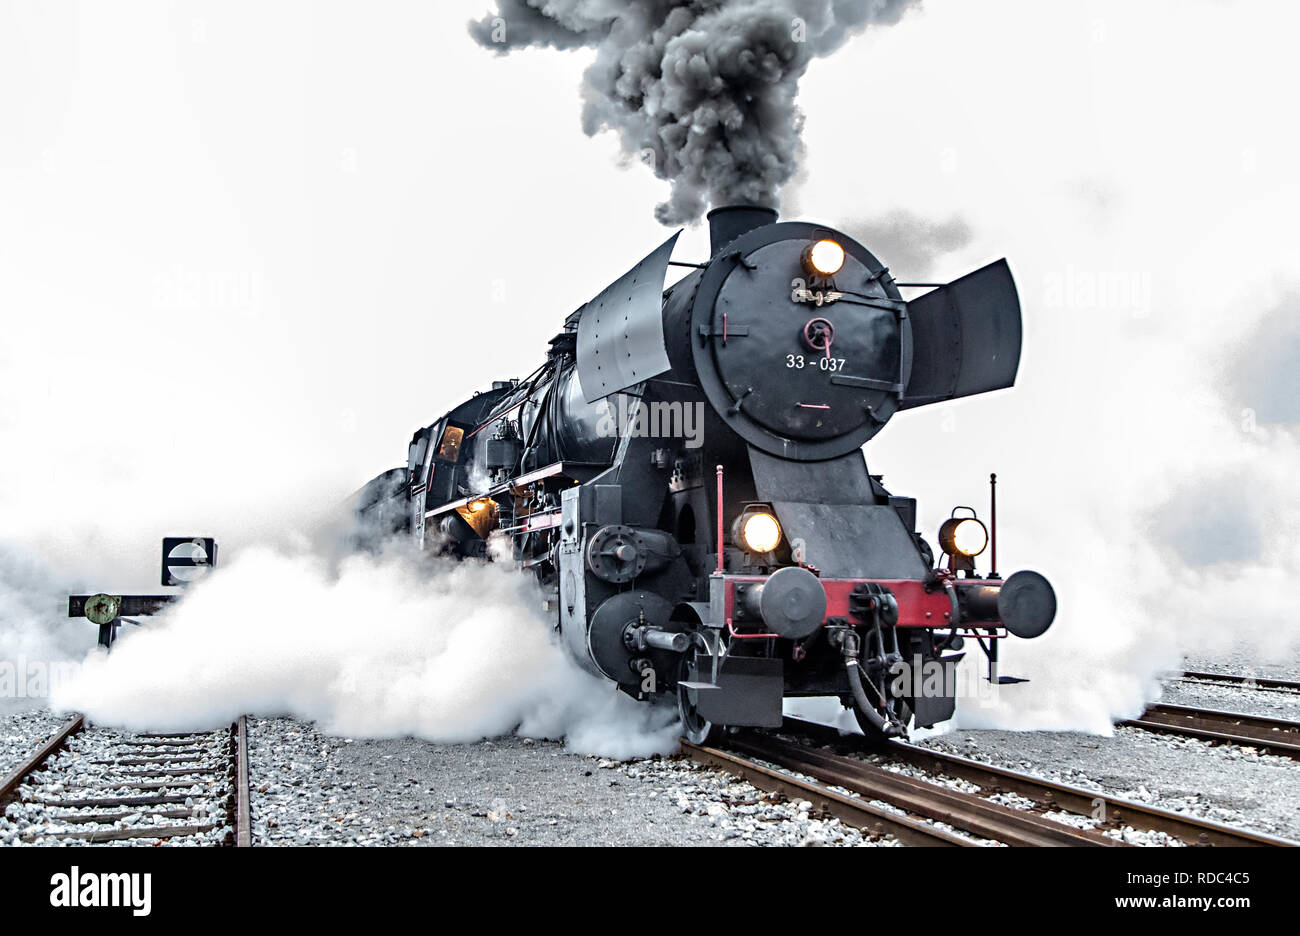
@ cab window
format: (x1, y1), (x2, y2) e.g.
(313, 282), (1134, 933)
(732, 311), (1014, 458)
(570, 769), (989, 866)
(437, 426), (464, 463)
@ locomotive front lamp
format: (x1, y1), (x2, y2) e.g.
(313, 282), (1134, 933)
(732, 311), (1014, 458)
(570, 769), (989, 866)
(938, 516), (988, 557)
(739, 511), (782, 553)
(803, 239), (845, 277)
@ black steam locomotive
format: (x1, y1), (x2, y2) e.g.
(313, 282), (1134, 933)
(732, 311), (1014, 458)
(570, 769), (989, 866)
(356, 206), (1055, 742)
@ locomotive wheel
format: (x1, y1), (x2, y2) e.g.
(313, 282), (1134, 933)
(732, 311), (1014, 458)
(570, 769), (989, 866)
(853, 696), (912, 746)
(677, 657), (719, 745)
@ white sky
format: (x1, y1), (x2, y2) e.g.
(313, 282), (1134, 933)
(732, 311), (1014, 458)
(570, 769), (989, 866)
(2, 0), (1299, 700)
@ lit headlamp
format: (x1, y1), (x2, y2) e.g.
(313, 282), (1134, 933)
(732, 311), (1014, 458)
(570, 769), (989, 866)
(736, 510), (782, 553)
(802, 239), (845, 277)
(938, 516), (988, 557)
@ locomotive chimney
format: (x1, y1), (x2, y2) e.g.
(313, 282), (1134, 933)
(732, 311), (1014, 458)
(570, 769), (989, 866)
(707, 205), (778, 256)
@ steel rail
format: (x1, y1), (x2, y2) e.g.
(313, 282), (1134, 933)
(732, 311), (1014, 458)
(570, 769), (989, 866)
(1122, 703), (1300, 759)
(1180, 670), (1300, 694)
(3, 715), (253, 846)
(726, 733), (1119, 847)
(781, 717), (1293, 847)
(0, 714), (84, 811)
(679, 739), (971, 846)
(235, 715), (252, 848)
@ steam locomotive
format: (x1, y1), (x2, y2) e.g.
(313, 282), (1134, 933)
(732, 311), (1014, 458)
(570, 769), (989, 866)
(355, 206), (1056, 742)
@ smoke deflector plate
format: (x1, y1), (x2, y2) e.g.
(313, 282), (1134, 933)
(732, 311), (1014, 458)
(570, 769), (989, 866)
(900, 258), (1023, 409)
(576, 232), (680, 403)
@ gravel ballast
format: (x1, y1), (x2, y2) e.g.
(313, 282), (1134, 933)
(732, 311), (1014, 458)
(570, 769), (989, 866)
(4, 659), (1297, 848)
(1160, 675), (1300, 722)
(1, 723), (232, 847)
(0, 710), (69, 777)
(913, 724), (1300, 841)
(247, 716), (888, 846)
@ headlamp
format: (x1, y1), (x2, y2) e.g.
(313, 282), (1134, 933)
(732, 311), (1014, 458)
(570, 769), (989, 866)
(803, 239), (845, 277)
(938, 516), (988, 557)
(739, 511), (782, 553)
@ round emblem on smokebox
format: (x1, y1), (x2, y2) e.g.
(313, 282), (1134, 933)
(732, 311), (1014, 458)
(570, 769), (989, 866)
(803, 317), (834, 354)
(756, 566), (826, 640)
(84, 593), (121, 627)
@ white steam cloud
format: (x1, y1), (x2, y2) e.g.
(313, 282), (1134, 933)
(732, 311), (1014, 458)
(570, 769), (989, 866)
(0, 543), (90, 713)
(470, 0), (916, 224)
(51, 542), (681, 760)
(907, 284), (1300, 734)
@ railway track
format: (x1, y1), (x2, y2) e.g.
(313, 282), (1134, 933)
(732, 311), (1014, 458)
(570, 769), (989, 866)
(683, 718), (1297, 847)
(1122, 702), (1300, 759)
(686, 733), (1118, 846)
(1179, 670), (1300, 694)
(681, 738), (974, 845)
(0, 714), (253, 846)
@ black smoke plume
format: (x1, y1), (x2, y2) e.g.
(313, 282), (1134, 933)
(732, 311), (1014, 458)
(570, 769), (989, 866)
(469, 1), (917, 224)
(843, 210), (973, 279)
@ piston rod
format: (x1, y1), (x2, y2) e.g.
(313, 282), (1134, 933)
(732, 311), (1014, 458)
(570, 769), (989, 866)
(625, 626), (690, 654)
